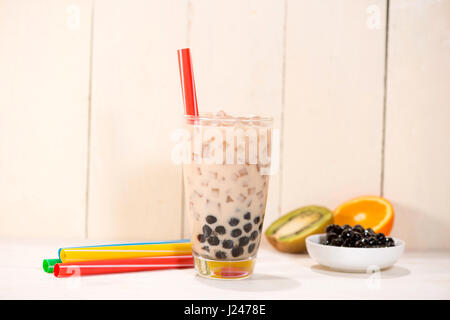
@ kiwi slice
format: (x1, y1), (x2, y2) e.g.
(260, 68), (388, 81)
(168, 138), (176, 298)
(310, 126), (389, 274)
(265, 205), (333, 253)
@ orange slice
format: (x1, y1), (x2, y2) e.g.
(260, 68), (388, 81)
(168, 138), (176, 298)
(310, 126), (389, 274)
(333, 196), (394, 235)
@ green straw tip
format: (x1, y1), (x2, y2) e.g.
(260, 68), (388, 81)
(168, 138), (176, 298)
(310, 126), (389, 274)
(43, 258), (62, 273)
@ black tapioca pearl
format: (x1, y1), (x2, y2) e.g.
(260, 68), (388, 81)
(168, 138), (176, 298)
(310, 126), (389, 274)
(258, 223), (263, 232)
(222, 240), (234, 249)
(215, 251), (227, 259)
(229, 218), (239, 226)
(231, 228), (242, 238)
(243, 223), (252, 233)
(341, 230), (352, 240)
(253, 216), (260, 224)
(326, 232), (339, 242)
(386, 237), (395, 247)
(206, 215), (217, 224)
(202, 225), (212, 237)
(208, 236), (220, 246)
(248, 243), (256, 254)
(376, 233), (386, 242)
(215, 225), (226, 235)
(244, 212), (251, 220)
(231, 246), (244, 258)
(239, 236), (250, 247)
(250, 230), (258, 241)
(202, 246), (209, 252)
(197, 234), (206, 243)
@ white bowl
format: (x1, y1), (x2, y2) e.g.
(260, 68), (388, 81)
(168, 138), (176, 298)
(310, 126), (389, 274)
(306, 234), (405, 272)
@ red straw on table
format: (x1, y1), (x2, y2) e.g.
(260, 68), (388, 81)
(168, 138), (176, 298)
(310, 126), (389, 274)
(53, 255), (194, 278)
(177, 48), (199, 116)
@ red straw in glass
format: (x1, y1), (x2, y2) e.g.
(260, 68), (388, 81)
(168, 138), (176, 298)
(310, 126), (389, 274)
(53, 255), (194, 277)
(177, 48), (199, 116)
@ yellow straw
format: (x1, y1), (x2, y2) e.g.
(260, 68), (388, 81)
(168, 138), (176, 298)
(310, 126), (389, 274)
(59, 241), (192, 263)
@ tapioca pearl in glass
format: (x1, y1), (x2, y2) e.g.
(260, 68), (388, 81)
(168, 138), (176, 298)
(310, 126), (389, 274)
(206, 215), (217, 224)
(231, 246), (244, 258)
(244, 212), (251, 220)
(231, 229), (242, 238)
(202, 225), (213, 237)
(222, 240), (234, 249)
(215, 251), (227, 259)
(239, 236), (250, 247)
(228, 218), (239, 226)
(207, 236), (220, 246)
(243, 223), (252, 233)
(197, 234), (206, 243)
(249, 230), (258, 241)
(215, 226), (226, 235)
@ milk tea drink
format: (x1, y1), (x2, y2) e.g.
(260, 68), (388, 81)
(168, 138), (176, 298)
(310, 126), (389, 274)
(182, 112), (273, 279)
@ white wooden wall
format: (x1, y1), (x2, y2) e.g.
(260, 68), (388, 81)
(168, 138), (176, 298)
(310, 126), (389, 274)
(0, 0), (92, 238)
(0, 0), (449, 249)
(384, 0), (450, 250)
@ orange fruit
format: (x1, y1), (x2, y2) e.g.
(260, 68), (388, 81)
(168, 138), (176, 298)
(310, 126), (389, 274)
(333, 196), (394, 235)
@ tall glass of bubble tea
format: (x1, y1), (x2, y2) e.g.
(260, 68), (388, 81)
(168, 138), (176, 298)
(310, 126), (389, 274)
(182, 111), (273, 280)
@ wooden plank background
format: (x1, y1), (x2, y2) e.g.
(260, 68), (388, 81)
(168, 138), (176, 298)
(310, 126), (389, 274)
(87, 0), (187, 240)
(0, 0), (92, 238)
(384, 0), (450, 249)
(282, 0), (386, 215)
(0, 0), (449, 249)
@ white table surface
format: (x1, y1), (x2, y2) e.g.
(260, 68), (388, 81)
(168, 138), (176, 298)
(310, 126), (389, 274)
(1, 237), (449, 300)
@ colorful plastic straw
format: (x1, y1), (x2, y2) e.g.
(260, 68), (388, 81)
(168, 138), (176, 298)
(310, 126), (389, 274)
(53, 255), (194, 277)
(43, 258), (62, 273)
(59, 239), (192, 263)
(177, 48), (199, 116)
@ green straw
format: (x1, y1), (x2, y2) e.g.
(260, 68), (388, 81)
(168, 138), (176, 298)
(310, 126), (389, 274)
(43, 258), (62, 273)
